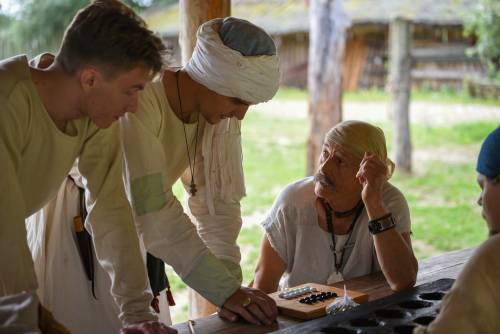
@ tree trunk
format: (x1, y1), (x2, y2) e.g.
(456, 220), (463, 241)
(307, 0), (350, 175)
(179, 0), (230, 64)
(179, 0), (230, 319)
(388, 18), (412, 174)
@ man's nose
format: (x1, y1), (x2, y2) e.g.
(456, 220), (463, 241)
(126, 99), (139, 114)
(319, 154), (333, 172)
(234, 106), (249, 120)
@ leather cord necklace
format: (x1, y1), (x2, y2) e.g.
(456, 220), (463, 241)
(333, 200), (364, 218)
(175, 70), (199, 196)
(324, 199), (364, 274)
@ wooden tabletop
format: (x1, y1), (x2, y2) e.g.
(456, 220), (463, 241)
(172, 247), (475, 334)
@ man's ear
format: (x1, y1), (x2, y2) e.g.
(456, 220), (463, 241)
(79, 67), (101, 93)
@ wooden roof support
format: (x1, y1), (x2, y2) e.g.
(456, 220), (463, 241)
(179, 1), (231, 319)
(306, 0), (349, 175)
(388, 18), (412, 174)
(179, 0), (230, 64)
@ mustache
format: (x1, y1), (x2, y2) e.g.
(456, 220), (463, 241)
(314, 172), (336, 190)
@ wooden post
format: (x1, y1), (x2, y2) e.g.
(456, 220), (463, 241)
(179, 0), (230, 64)
(179, 0), (230, 319)
(307, 0), (350, 175)
(388, 18), (412, 173)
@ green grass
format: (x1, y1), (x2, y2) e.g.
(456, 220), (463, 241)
(391, 161), (487, 255)
(377, 121), (498, 153)
(411, 122), (498, 148)
(240, 111), (308, 215)
(275, 87), (500, 106)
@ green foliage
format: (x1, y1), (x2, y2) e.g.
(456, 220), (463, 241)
(0, 0), (175, 59)
(0, 13), (12, 28)
(463, 0), (500, 81)
(0, 13), (14, 57)
(8, 0), (88, 57)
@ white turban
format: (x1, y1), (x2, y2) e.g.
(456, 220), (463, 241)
(184, 17), (280, 104)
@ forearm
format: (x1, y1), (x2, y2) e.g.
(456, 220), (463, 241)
(87, 209), (156, 326)
(221, 259), (243, 284)
(134, 195), (243, 305)
(141, 216), (242, 306)
(366, 202), (417, 291)
(187, 181), (243, 264)
(253, 268), (281, 294)
(252, 236), (286, 294)
(183, 253), (241, 307)
(0, 222), (38, 296)
(0, 147), (38, 296)
(188, 186), (244, 283)
(194, 211), (243, 265)
(78, 127), (156, 326)
(373, 230), (418, 291)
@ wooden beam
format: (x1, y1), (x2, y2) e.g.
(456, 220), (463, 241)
(179, 0), (230, 64)
(179, 0), (230, 319)
(388, 18), (412, 174)
(306, 0), (349, 175)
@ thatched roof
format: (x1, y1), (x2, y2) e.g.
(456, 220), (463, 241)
(143, 0), (476, 37)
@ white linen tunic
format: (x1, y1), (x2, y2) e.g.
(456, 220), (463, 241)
(120, 78), (245, 306)
(261, 177), (411, 290)
(25, 176), (122, 334)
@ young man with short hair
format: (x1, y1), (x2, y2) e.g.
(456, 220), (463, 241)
(0, 1), (173, 333)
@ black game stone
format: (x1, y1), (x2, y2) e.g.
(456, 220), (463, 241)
(272, 278), (454, 334)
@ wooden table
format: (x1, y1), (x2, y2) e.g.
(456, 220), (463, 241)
(173, 247), (475, 334)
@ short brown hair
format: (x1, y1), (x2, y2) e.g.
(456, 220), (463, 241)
(57, 0), (165, 77)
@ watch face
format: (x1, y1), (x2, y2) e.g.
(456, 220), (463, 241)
(369, 215), (395, 234)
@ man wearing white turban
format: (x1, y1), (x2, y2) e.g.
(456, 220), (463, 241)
(253, 121), (418, 294)
(120, 16), (281, 327)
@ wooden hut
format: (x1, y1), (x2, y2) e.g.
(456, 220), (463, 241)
(143, 0), (484, 91)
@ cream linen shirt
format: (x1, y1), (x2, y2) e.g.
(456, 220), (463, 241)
(0, 55), (155, 325)
(414, 234), (500, 334)
(120, 79), (243, 306)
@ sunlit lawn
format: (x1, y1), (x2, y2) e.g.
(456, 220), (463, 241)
(168, 88), (498, 323)
(275, 86), (500, 106)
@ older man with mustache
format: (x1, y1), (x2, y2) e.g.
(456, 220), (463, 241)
(253, 120), (418, 293)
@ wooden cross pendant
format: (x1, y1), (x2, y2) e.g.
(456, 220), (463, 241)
(189, 181), (197, 196)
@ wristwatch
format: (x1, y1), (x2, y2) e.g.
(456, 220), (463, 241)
(368, 213), (396, 234)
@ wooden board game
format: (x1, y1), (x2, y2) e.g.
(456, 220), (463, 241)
(273, 278), (454, 333)
(269, 283), (369, 320)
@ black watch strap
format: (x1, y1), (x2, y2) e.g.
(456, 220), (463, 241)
(368, 213), (396, 234)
